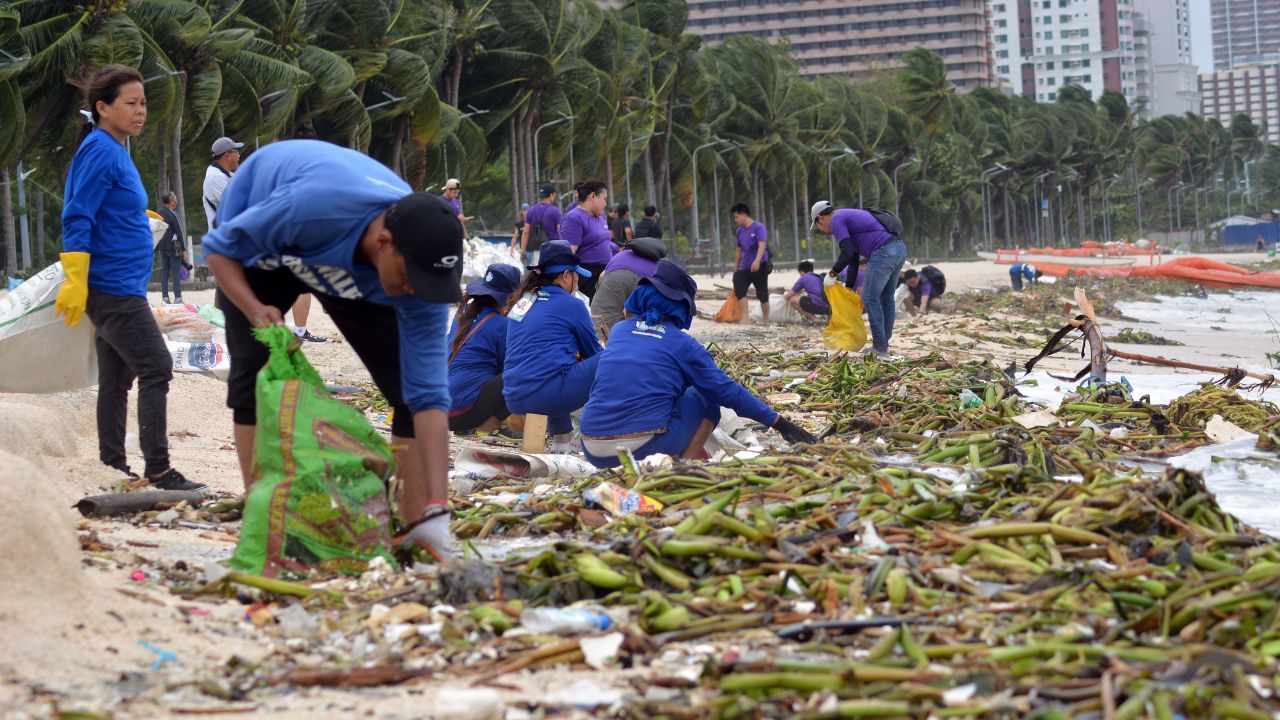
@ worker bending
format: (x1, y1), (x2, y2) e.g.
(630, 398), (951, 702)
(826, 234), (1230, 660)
(901, 266), (945, 315)
(579, 261), (817, 468)
(1009, 263), (1042, 290)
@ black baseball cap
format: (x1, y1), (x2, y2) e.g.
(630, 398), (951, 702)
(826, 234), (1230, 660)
(642, 259), (698, 318)
(538, 183), (556, 198)
(384, 192), (464, 303)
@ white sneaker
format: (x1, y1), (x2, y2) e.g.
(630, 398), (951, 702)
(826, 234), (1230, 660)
(397, 507), (457, 562)
(547, 432), (581, 454)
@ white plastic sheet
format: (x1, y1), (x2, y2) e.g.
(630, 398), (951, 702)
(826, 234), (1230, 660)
(454, 447), (598, 479)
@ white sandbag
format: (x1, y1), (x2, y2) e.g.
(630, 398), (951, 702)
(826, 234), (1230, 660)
(747, 292), (800, 324)
(167, 340), (230, 380)
(462, 238), (524, 283)
(455, 447), (598, 479)
(0, 262), (98, 393)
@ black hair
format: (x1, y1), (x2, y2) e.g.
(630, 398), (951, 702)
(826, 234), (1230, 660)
(902, 269), (918, 280)
(616, 203), (629, 216)
(161, 191), (176, 205)
(1034, 269), (1044, 278)
(449, 293), (500, 360)
(574, 180), (607, 202)
(504, 268), (570, 314)
(730, 202), (750, 216)
(644, 205), (657, 217)
(75, 64), (145, 149)
(797, 260), (814, 273)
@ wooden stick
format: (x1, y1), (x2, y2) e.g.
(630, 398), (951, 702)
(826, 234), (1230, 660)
(1107, 348), (1277, 384)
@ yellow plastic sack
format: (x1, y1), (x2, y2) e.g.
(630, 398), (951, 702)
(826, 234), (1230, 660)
(823, 282), (868, 351)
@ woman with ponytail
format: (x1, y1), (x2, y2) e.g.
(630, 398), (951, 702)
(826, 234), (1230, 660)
(447, 263), (521, 436)
(58, 64), (202, 491)
(579, 260), (816, 468)
(502, 240), (601, 451)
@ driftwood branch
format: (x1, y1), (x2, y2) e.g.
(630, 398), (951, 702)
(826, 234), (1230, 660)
(1106, 349), (1277, 388)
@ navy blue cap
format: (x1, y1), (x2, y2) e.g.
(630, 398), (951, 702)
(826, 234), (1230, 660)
(536, 240), (591, 278)
(465, 263), (521, 305)
(641, 259), (698, 318)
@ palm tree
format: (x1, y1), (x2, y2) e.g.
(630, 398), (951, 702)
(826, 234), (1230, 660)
(898, 48), (955, 179)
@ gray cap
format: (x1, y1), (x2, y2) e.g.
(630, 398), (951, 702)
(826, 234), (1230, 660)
(211, 137), (244, 157)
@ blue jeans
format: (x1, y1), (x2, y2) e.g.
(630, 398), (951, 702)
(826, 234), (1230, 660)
(504, 354), (602, 435)
(861, 238), (907, 353)
(584, 388), (721, 469)
(158, 254), (183, 300)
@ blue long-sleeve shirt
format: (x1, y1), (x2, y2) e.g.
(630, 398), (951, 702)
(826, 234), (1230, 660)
(447, 307), (508, 411)
(830, 208), (896, 277)
(503, 285), (599, 401)
(62, 128), (154, 296)
(580, 318), (777, 437)
(201, 140), (450, 413)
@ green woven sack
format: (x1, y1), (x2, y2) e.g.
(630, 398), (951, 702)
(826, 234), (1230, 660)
(230, 326), (396, 577)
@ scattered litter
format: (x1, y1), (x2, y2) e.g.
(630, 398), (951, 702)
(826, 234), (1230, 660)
(138, 639), (178, 670)
(579, 631), (625, 669)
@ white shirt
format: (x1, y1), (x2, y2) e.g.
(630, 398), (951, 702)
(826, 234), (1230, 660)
(203, 164), (232, 228)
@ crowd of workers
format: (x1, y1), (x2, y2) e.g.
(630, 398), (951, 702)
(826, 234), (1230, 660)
(54, 63), (1045, 562)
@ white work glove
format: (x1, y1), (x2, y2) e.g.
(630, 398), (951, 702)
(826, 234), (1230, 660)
(398, 506), (457, 562)
(823, 273), (838, 287)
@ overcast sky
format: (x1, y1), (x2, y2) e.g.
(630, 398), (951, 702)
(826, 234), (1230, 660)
(1191, 0), (1213, 71)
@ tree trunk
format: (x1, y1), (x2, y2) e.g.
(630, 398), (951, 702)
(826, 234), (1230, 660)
(660, 96), (676, 253)
(34, 192), (44, 267)
(169, 77), (187, 249)
(642, 142), (656, 211)
(604, 147), (614, 203)
(1076, 187), (1086, 243)
(156, 128), (169, 201)
(2, 170), (15, 277)
(389, 116), (405, 179)
(446, 49), (464, 107)
(508, 120), (520, 220)
(1002, 183), (1011, 244)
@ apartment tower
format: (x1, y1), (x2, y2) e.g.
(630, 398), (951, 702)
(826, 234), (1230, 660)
(1212, 0), (1280, 70)
(990, 0), (1139, 103)
(679, 0), (995, 88)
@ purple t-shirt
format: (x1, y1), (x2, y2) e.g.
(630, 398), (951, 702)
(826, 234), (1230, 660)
(735, 221), (769, 271)
(524, 202), (562, 241)
(603, 249), (659, 279)
(561, 206), (613, 265)
(837, 266), (866, 291)
(790, 272), (828, 308)
(830, 209), (894, 259)
(442, 194), (463, 217)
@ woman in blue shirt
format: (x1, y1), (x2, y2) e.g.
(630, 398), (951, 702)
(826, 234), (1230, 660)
(56, 65), (202, 492)
(502, 241), (601, 449)
(580, 261), (816, 468)
(447, 263), (521, 436)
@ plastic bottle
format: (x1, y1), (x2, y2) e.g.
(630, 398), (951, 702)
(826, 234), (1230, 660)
(520, 606), (613, 635)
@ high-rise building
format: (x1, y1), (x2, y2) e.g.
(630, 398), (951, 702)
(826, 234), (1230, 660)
(674, 0), (994, 89)
(1200, 64), (1280, 143)
(1133, 0), (1199, 118)
(1211, 0), (1280, 70)
(990, 0), (1139, 104)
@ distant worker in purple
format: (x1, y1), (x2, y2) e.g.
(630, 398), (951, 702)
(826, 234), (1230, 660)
(783, 260), (830, 323)
(811, 201), (907, 358)
(731, 203), (771, 326)
(517, 183), (562, 267)
(440, 178), (472, 237)
(559, 180), (613, 299)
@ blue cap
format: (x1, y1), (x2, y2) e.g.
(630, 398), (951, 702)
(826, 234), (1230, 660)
(520, 203), (530, 211)
(465, 263), (522, 305)
(535, 240), (591, 278)
(641, 259), (697, 318)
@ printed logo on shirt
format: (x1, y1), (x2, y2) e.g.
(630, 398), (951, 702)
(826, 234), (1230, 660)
(364, 175), (404, 193)
(256, 256), (364, 300)
(634, 321), (666, 334)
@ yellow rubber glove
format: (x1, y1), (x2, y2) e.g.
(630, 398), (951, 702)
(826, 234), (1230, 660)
(55, 252), (90, 327)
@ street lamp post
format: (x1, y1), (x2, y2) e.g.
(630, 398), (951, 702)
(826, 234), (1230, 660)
(825, 148), (855, 206)
(981, 164), (1007, 250)
(691, 139), (726, 264)
(1175, 184), (1191, 230)
(1100, 175), (1121, 244)
(893, 157), (919, 214)
(533, 115), (573, 188)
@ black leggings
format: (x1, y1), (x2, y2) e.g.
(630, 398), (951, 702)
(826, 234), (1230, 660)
(579, 263), (608, 300)
(448, 375), (510, 433)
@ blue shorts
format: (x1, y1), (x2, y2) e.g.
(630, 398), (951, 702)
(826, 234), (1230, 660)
(584, 388), (721, 468)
